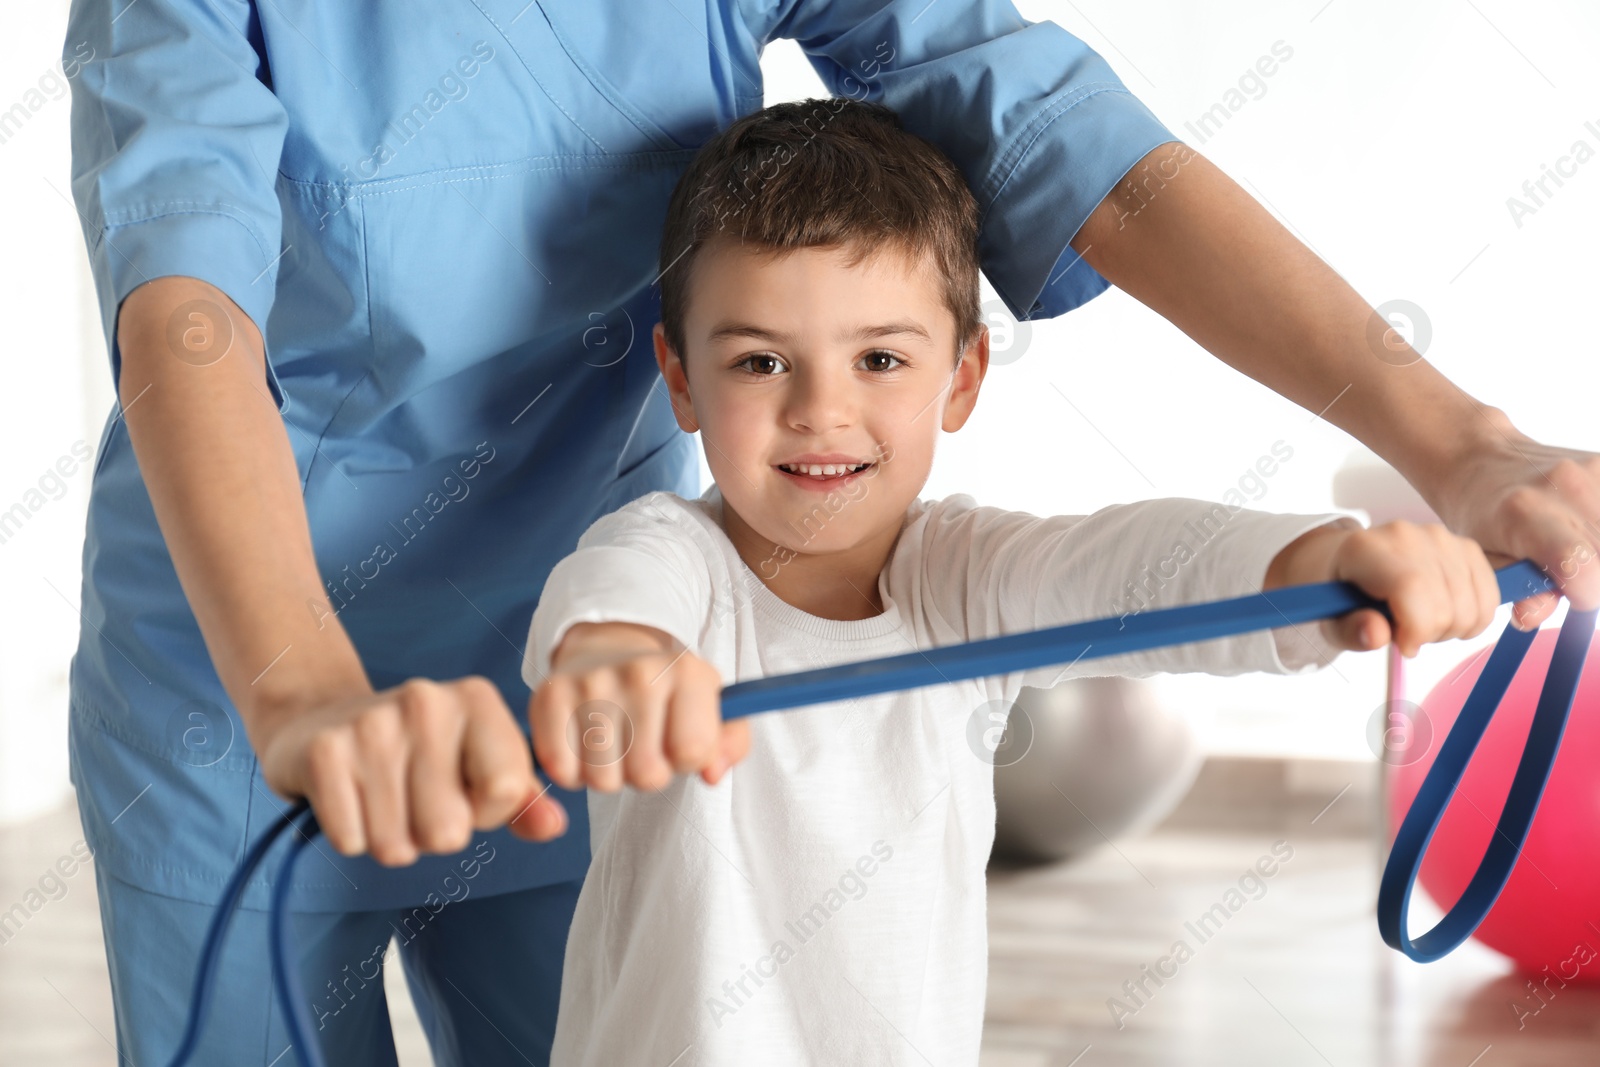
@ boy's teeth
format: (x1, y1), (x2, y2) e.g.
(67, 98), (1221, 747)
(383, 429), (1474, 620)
(781, 462), (868, 477)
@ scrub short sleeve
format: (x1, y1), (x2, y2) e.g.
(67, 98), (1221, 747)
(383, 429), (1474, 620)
(65, 0), (292, 412)
(730, 0), (1180, 321)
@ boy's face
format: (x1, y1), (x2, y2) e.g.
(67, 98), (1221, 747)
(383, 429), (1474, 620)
(653, 238), (988, 568)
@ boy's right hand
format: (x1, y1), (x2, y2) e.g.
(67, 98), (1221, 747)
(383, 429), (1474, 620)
(529, 622), (750, 795)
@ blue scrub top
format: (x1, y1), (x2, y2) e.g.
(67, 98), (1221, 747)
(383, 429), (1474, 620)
(64, 0), (1177, 912)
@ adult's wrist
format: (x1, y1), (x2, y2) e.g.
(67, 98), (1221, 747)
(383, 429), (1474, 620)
(237, 650), (374, 751)
(1386, 397), (1524, 532)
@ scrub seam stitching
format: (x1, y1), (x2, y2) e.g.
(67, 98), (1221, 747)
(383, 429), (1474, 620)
(276, 150), (699, 200)
(102, 201), (265, 231)
(974, 84), (1135, 319)
(298, 197), (377, 496)
(71, 695), (258, 773)
(976, 82), (1126, 212)
(533, 0), (683, 152)
(466, 0), (607, 152)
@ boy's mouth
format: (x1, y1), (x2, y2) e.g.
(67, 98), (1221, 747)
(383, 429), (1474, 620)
(774, 460), (875, 489)
(776, 461), (874, 477)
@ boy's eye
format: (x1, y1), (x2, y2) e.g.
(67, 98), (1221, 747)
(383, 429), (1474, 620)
(732, 351), (905, 375)
(859, 350), (905, 373)
(734, 353), (788, 376)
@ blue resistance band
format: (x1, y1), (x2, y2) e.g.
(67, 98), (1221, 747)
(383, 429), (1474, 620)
(166, 559), (1591, 1067)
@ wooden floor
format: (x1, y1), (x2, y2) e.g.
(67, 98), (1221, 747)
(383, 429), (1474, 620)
(984, 831), (1600, 1066)
(4, 781), (1598, 1066)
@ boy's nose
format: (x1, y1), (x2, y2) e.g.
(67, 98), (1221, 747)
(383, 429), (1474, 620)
(784, 372), (857, 434)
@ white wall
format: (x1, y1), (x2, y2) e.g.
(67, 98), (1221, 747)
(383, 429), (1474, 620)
(746, 0), (1599, 759)
(0, 0), (110, 823)
(2, 1), (1593, 825)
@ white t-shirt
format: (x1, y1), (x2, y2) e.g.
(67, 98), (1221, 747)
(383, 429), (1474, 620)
(524, 484), (1357, 1066)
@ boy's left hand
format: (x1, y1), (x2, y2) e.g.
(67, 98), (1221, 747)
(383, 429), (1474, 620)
(1265, 519), (1516, 658)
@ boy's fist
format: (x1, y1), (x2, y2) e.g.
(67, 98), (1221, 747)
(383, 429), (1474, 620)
(1266, 519), (1513, 658)
(529, 621), (751, 796)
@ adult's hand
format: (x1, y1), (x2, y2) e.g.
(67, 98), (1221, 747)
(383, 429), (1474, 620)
(1418, 416), (1600, 626)
(1072, 143), (1600, 625)
(251, 677), (568, 866)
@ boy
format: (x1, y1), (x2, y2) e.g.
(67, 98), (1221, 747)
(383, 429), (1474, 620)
(520, 99), (1504, 1065)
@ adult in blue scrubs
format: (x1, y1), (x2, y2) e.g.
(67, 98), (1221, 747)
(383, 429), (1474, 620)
(63, 1), (1600, 1064)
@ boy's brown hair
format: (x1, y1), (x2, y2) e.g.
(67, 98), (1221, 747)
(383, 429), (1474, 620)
(657, 97), (982, 372)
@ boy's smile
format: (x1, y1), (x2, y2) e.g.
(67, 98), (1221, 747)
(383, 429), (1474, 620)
(654, 237), (989, 622)
(773, 456), (877, 491)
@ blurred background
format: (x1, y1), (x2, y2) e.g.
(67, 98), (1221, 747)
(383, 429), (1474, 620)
(3, 0), (1597, 1063)
(837, 0), (1598, 766)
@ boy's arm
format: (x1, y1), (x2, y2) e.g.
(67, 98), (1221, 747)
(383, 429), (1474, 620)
(922, 496), (1361, 688)
(1264, 516), (1508, 660)
(524, 500), (746, 794)
(522, 498), (714, 692)
(550, 622), (678, 672)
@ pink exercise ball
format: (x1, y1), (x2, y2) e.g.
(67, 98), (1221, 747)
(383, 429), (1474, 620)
(1388, 625), (1600, 981)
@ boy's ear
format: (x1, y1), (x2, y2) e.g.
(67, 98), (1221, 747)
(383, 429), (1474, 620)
(653, 322), (700, 434)
(941, 322), (990, 433)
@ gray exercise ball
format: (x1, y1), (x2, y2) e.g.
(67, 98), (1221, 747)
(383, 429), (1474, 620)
(991, 676), (1203, 865)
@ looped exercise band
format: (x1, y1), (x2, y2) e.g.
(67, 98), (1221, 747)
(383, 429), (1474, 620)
(165, 559), (1592, 1067)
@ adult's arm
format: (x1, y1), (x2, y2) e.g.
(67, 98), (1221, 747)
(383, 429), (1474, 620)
(114, 278), (369, 728)
(114, 278), (565, 858)
(1071, 142), (1600, 619)
(66, 0), (562, 860)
